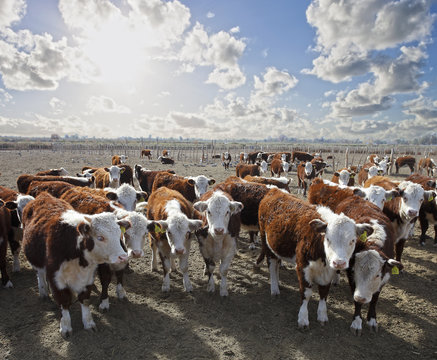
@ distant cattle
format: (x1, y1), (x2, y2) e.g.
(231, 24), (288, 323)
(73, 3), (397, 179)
(270, 158), (289, 178)
(141, 149), (152, 159)
(236, 163), (260, 178)
(158, 156), (174, 165)
(162, 150), (169, 157)
(134, 164), (175, 195)
(35, 168), (68, 176)
(222, 152), (232, 170)
(367, 154), (380, 164)
(418, 158), (436, 177)
(292, 151), (314, 163)
(21, 192), (128, 338)
(247, 151), (263, 164)
(112, 155), (127, 165)
(395, 156), (416, 174)
(239, 152), (248, 163)
(297, 161), (318, 196)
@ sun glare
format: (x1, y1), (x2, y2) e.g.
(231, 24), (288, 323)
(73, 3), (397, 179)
(83, 19), (147, 83)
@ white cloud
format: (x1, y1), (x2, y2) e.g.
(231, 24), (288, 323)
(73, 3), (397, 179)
(170, 111), (207, 127)
(0, 88), (12, 106)
(86, 95), (131, 114)
(261, 48), (268, 58)
(206, 67), (246, 89)
(0, 0), (26, 28)
(230, 26), (240, 33)
(49, 97), (66, 115)
(206, 12), (215, 19)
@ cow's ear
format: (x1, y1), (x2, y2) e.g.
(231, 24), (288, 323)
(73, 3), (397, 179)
(387, 259), (403, 271)
(117, 219), (131, 232)
(106, 191), (118, 201)
(208, 179), (216, 185)
(386, 189), (399, 200)
(77, 221), (91, 236)
(364, 168), (369, 173)
(187, 179), (195, 186)
(5, 201), (17, 210)
(104, 167), (109, 172)
(426, 180), (436, 189)
(136, 191), (148, 202)
(309, 219), (327, 234)
(193, 201), (208, 212)
(425, 190), (436, 202)
(353, 188), (366, 198)
(334, 172), (340, 177)
(356, 223), (374, 238)
(119, 167), (125, 174)
(230, 201), (244, 214)
(0, 199), (4, 207)
(188, 219), (203, 232)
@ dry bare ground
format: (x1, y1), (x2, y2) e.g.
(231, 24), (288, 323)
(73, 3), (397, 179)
(0, 149), (436, 360)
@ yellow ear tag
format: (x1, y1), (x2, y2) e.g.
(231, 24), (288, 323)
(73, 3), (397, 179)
(154, 224), (165, 234)
(429, 195), (434, 202)
(359, 231), (367, 243)
(387, 196), (392, 202)
(139, 197), (145, 202)
(391, 266), (399, 275)
(120, 226), (126, 234)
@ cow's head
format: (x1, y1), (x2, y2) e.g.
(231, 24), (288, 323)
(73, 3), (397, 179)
(78, 213), (129, 264)
(5, 194), (34, 225)
(106, 183), (147, 211)
(312, 207), (374, 270)
(187, 175), (216, 199)
(304, 161), (313, 176)
(353, 249), (402, 304)
(281, 154), (287, 162)
(260, 160), (268, 174)
(398, 181), (436, 220)
(377, 160), (390, 175)
(194, 191), (243, 237)
(354, 186), (400, 210)
(282, 161), (290, 173)
(365, 165), (380, 178)
(104, 165), (123, 188)
(334, 169), (352, 186)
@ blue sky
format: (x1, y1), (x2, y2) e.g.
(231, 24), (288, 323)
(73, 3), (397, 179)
(0, 0), (436, 142)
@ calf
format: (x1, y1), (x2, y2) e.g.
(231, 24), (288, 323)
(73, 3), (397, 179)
(35, 168), (68, 176)
(17, 174), (94, 194)
(405, 173), (437, 246)
(134, 164), (175, 195)
(365, 177), (436, 261)
(147, 187), (202, 292)
(308, 179), (402, 333)
(162, 150), (169, 157)
(158, 156), (174, 165)
(244, 175), (291, 192)
(239, 152), (248, 163)
(311, 157), (328, 177)
(152, 173), (215, 202)
(236, 163), (260, 178)
(357, 163), (381, 186)
(292, 151), (314, 163)
(331, 168), (355, 186)
(22, 192), (128, 338)
(112, 155), (127, 165)
(297, 161), (318, 196)
(94, 166), (123, 188)
(270, 158), (289, 177)
(141, 149), (152, 159)
(395, 156), (416, 174)
(193, 191), (243, 296)
(418, 158), (437, 176)
(259, 188), (372, 328)
(367, 154), (380, 164)
(222, 152), (232, 170)
(118, 164), (134, 186)
(259, 160), (268, 175)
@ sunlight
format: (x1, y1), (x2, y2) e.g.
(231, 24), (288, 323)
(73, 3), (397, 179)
(82, 18), (148, 83)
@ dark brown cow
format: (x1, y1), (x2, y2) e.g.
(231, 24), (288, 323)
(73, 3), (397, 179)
(395, 156), (416, 174)
(292, 151), (314, 163)
(405, 173), (437, 246)
(222, 152), (232, 170)
(27, 181), (75, 198)
(158, 156), (175, 165)
(258, 187), (372, 329)
(35, 168), (68, 176)
(247, 151), (263, 164)
(270, 158), (285, 177)
(147, 187), (202, 292)
(118, 164), (134, 186)
(21, 192), (128, 338)
(418, 158), (436, 176)
(141, 149), (152, 159)
(311, 157), (328, 176)
(308, 179), (400, 333)
(151, 173), (193, 203)
(134, 164), (175, 195)
(17, 174), (94, 194)
(0, 200), (13, 288)
(236, 163), (260, 178)
(243, 175), (291, 192)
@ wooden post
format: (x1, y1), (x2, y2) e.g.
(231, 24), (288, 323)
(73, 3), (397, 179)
(345, 147), (349, 169)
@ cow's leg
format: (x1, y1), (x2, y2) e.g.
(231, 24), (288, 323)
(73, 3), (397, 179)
(53, 287), (73, 338)
(395, 238), (406, 263)
(8, 228), (21, 272)
(419, 217), (429, 246)
(297, 266), (312, 329)
(219, 245), (236, 297)
(179, 250), (193, 292)
(160, 252), (171, 292)
(36, 269), (49, 297)
(248, 231), (257, 250)
(204, 257), (216, 293)
(255, 231), (267, 267)
(0, 239), (12, 288)
(60, 306), (72, 338)
(317, 284), (330, 325)
(115, 268), (127, 300)
(351, 301), (364, 336)
(150, 239), (159, 272)
(78, 285), (96, 331)
(366, 291), (380, 332)
(433, 225), (437, 246)
(97, 263), (112, 311)
(267, 255), (280, 296)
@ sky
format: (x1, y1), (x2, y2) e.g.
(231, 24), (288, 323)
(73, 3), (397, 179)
(0, 0), (436, 142)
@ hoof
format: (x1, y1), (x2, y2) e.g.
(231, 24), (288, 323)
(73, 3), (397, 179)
(350, 327), (362, 336)
(61, 329), (72, 340)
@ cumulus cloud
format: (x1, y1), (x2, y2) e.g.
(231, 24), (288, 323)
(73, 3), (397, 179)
(49, 97), (66, 115)
(86, 95), (131, 114)
(206, 67), (246, 89)
(206, 12), (215, 19)
(170, 112), (207, 127)
(0, 88), (12, 106)
(230, 26), (240, 34)
(0, 0), (26, 28)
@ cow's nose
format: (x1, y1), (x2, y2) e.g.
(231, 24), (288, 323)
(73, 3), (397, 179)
(408, 210), (418, 218)
(131, 250), (143, 258)
(175, 248), (185, 255)
(333, 260), (347, 269)
(214, 228), (224, 235)
(118, 254), (128, 263)
(354, 295), (367, 304)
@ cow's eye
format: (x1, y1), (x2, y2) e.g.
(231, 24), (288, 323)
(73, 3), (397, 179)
(226, 211), (230, 215)
(375, 274), (380, 279)
(97, 236), (105, 242)
(207, 210), (211, 215)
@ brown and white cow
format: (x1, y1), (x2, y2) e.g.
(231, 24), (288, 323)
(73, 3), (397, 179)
(147, 187), (202, 292)
(331, 168), (355, 186)
(292, 151), (314, 163)
(35, 168), (68, 176)
(297, 161), (319, 196)
(270, 158), (289, 178)
(194, 190), (243, 296)
(134, 164), (175, 195)
(162, 149), (169, 157)
(158, 156), (175, 165)
(222, 152), (232, 170)
(364, 177), (436, 261)
(311, 157), (328, 177)
(395, 156), (416, 174)
(239, 152), (248, 163)
(367, 154), (380, 164)
(152, 173), (215, 203)
(308, 179), (401, 333)
(141, 149), (152, 159)
(22, 192), (129, 338)
(357, 163), (382, 186)
(235, 163), (260, 178)
(405, 173), (437, 246)
(247, 151), (262, 164)
(94, 166), (124, 189)
(17, 174), (94, 194)
(244, 175), (291, 192)
(112, 155), (127, 165)
(418, 158), (437, 177)
(258, 188), (372, 328)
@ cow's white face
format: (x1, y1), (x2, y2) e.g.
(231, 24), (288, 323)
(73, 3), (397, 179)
(337, 170), (351, 186)
(353, 250), (401, 303)
(224, 152), (229, 160)
(367, 165), (379, 178)
(377, 160), (389, 175)
(243, 153), (248, 161)
(120, 155), (127, 163)
(15, 194), (35, 224)
(398, 181), (433, 220)
(260, 160), (268, 173)
(304, 161), (313, 176)
(121, 212), (149, 258)
(83, 213), (129, 264)
(281, 154), (287, 161)
(361, 186), (398, 210)
(159, 217), (202, 256)
(194, 192), (243, 237)
(108, 166), (122, 185)
(314, 207), (372, 270)
(282, 161), (290, 172)
(189, 175), (215, 199)
(107, 184), (138, 211)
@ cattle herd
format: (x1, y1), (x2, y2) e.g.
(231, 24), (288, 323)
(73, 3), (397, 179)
(0, 148), (436, 342)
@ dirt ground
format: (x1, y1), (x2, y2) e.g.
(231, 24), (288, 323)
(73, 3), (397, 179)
(0, 149), (436, 360)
